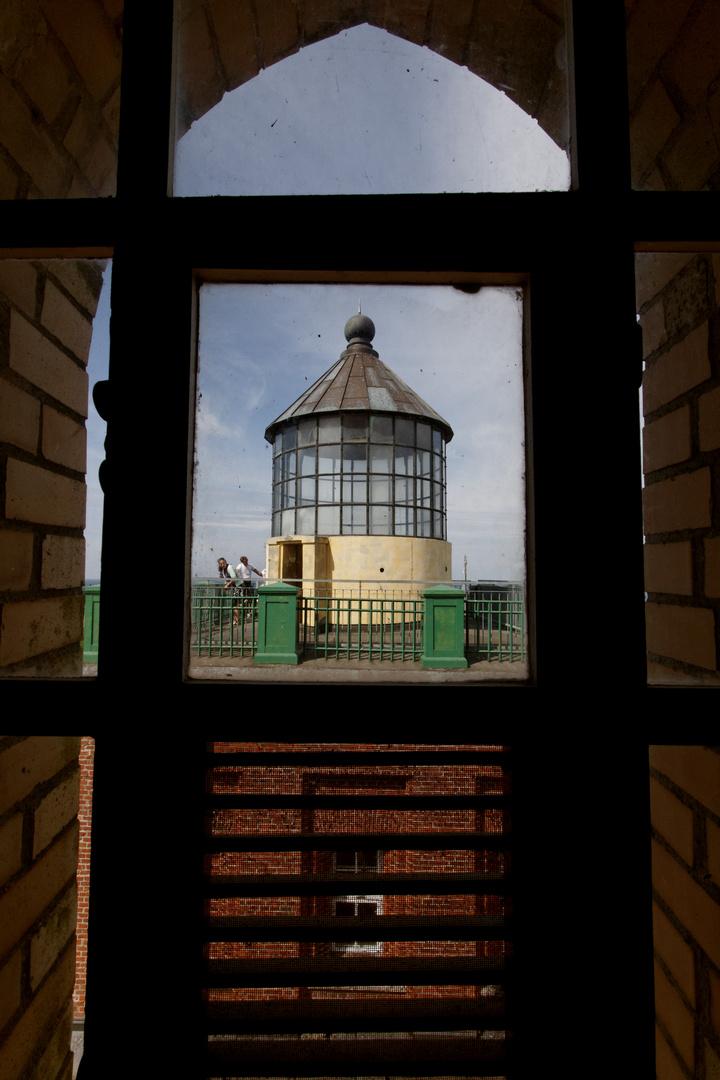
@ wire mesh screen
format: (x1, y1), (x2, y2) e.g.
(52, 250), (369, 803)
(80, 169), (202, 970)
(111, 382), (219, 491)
(203, 743), (513, 1078)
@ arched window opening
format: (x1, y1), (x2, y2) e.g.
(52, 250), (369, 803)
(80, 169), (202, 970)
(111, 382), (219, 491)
(174, 23), (570, 195)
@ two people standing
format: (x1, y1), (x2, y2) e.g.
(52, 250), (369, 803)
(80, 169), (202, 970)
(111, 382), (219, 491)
(217, 555), (264, 594)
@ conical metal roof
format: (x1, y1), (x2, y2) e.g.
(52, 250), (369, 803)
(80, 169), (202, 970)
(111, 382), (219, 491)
(264, 314), (453, 443)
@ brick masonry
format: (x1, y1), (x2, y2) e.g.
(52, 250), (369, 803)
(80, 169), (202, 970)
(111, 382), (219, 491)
(649, 747), (720, 1080)
(72, 738), (93, 1024)
(626, 0), (720, 189)
(174, 0), (570, 152)
(0, 736), (81, 1080)
(0, 259), (106, 677)
(637, 252), (720, 683)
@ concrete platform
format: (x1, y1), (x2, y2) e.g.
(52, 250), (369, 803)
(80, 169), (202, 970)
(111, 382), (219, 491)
(187, 655), (529, 684)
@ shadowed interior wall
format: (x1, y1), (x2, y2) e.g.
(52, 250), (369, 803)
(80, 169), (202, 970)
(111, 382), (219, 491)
(0, 736), (81, 1080)
(650, 746), (720, 1080)
(637, 251), (720, 684)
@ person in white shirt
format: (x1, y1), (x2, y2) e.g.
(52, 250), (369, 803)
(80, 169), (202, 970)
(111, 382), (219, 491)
(235, 556), (264, 594)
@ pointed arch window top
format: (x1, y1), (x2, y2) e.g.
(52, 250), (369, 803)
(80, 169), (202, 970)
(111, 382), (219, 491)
(173, 23), (571, 196)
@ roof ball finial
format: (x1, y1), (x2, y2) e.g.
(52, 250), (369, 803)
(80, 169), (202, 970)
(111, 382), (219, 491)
(344, 309), (375, 346)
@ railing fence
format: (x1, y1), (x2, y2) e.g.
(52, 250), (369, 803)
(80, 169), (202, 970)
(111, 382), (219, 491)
(188, 580), (525, 663)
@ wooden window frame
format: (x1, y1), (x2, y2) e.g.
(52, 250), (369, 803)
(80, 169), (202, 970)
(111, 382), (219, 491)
(1, 0), (662, 1076)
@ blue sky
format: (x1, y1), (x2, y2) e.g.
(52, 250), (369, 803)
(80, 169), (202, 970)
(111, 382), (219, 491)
(192, 283), (526, 584)
(85, 26), (563, 581)
(174, 23), (570, 196)
(84, 279), (526, 585)
(85, 264), (111, 582)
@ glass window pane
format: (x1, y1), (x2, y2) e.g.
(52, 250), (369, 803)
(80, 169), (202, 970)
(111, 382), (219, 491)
(296, 506), (315, 533)
(191, 281), (527, 677)
(299, 478), (316, 505)
(318, 415), (342, 443)
(370, 476), (391, 503)
(396, 418), (415, 446)
(395, 507), (414, 535)
(395, 477), (413, 504)
(369, 505), (391, 534)
(343, 444), (367, 472)
(283, 426), (296, 451)
(318, 476), (341, 504)
(369, 445), (392, 473)
(416, 422), (431, 450)
(317, 505), (340, 534)
(395, 446), (414, 475)
(343, 414), (367, 440)
(318, 445), (341, 474)
(417, 509), (432, 536)
(370, 415), (393, 442)
(417, 450), (431, 477)
(283, 451), (296, 480)
(343, 476), (367, 504)
(342, 505), (367, 533)
(298, 418), (317, 445)
(298, 447), (316, 475)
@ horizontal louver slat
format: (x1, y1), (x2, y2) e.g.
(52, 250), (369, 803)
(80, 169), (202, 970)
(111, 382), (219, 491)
(205, 871), (509, 896)
(202, 744), (512, 1077)
(206, 795), (509, 809)
(205, 914), (511, 940)
(206, 997), (508, 1033)
(205, 830), (509, 851)
(208, 750), (510, 765)
(207, 957), (509, 987)
(207, 1035), (509, 1078)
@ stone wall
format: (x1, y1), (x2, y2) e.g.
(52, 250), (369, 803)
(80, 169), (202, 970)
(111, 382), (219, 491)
(0, 260), (106, 677)
(0, 0), (122, 199)
(0, 736), (81, 1080)
(650, 746), (720, 1080)
(174, 0), (570, 151)
(637, 250), (720, 684)
(626, 0), (720, 189)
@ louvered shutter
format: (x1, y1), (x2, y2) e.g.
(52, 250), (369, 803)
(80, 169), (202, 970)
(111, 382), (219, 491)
(202, 744), (513, 1078)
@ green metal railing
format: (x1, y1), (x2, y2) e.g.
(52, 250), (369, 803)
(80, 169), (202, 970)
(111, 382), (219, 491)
(188, 580), (526, 663)
(191, 582), (259, 657)
(299, 592), (424, 662)
(465, 586), (525, 662)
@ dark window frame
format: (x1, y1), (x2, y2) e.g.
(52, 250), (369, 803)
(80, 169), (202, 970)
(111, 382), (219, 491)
(2, 0), (660, 1076)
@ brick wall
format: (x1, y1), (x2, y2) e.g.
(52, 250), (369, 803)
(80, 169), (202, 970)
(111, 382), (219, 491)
(72, 737), (93, 1022)
(650, 746), (720, 1080)
(207, 743), (508, 1005)
(626, 0), (720, 190)
(0, 736), (81, 1080)
(0, 259), (106, 677)
(636, 251), (720, 685)
(0, 0), (122, 199)
(175, 0), (570, 152)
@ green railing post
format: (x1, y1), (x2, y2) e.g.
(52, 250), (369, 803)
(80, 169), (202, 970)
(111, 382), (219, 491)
(82, 585), (101, 663)
(254, 582), (301, 665)
(421, 585), (467, 669)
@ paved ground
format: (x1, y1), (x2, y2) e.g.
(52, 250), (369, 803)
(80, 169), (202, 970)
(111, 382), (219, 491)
(187, 655), (529, 684)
